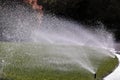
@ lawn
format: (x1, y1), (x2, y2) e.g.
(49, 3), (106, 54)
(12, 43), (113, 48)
(0, 42), (118, 80)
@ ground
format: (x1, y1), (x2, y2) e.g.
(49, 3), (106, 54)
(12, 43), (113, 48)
(0, 42), (118, 80)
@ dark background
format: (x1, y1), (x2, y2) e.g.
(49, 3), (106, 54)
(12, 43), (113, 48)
(0, 0), (120, 41)
(38, 0), (120, 41)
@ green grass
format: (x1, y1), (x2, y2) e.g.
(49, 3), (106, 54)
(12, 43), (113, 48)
(0, 42), (118, 80)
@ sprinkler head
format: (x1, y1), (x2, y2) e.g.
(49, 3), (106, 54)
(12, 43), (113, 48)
(94, 73), (96, 79)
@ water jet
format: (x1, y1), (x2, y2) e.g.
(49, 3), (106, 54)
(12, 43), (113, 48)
(0, 1), (119, 80)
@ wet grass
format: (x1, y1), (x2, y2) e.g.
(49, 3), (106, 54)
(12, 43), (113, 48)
(0, 42), (118, 80)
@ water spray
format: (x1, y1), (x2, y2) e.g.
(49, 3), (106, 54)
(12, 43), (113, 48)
(0, 1), (117, 79)
(24, 0), (43, 24)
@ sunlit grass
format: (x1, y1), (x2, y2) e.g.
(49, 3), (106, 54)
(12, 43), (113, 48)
(0, 42), (118, 80)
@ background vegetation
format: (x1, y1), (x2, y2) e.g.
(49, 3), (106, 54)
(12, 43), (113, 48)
(38, 0), (120, 41)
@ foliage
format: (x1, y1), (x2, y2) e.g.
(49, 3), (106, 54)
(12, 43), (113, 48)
(39, 0), (120, 24)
